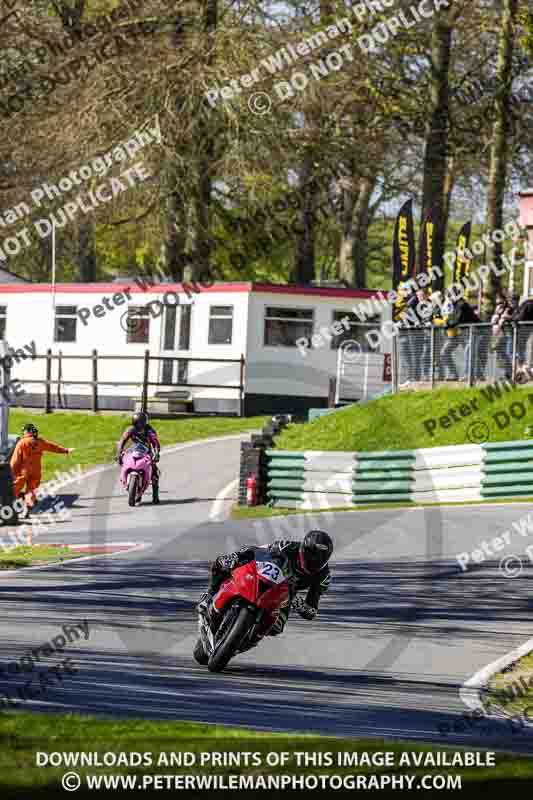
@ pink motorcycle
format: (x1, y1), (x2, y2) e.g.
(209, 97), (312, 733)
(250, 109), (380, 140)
(120, 442), (159, 507)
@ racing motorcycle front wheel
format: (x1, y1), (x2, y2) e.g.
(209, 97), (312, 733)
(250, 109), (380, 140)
(207, 604), (255, 673)
(128, 473), (139, 507)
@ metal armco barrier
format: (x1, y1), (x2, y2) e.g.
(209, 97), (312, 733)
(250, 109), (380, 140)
(266, 439), (533, 509)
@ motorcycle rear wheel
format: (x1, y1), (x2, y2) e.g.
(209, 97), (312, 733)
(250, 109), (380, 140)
(128, 474), (139, 507)
(207, 605), (254, 673)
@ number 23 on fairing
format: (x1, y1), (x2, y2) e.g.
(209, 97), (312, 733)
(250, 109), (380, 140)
(256, 561), (285, 584)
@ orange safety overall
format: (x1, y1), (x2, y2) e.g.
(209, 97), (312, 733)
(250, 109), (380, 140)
(10, 434), (69, 507)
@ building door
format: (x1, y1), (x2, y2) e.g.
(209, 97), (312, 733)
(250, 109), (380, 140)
(160, 304), (192, 386)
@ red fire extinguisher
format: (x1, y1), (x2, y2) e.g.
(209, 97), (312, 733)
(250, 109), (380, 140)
(246, 474), (258, 506)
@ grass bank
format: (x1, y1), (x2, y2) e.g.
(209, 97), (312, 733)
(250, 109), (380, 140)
(8, 411), (267, 482)
(484, 652), (533, 718)
(0, 713), (532, 794)
(274, 384), (532, 452)
(0, 545), (80, 569)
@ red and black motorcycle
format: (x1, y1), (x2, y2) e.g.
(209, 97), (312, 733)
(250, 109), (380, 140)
(194, 549), (290, 673)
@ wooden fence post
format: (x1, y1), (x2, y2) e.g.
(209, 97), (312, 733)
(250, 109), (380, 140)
(45, 349), (52, 413)
(92, 349), (98, 413)
(142, 350), (150, 413)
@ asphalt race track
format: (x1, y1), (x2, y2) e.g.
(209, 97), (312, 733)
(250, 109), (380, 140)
(1, 433), (533, 753)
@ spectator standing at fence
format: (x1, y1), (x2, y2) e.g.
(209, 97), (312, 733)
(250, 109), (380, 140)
(513, 296), (533, 372)
(472, 290), (492, 381)
(397, 283), (415, 386)
(406, 287), (432, 381)
(433, 293), (479, 381)
(491, 291), (513, 380)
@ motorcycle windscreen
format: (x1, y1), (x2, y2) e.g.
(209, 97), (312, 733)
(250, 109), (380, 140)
(128, 443), (149, 459)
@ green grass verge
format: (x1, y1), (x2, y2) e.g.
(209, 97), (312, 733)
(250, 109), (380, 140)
(274, 384), (533, 452)
(0, 712), (532, 794)
(0, 545), (80, 569)
(8, 411), (267, 482)
(232, 504), (355, 520)
(484, 653), (533, 718)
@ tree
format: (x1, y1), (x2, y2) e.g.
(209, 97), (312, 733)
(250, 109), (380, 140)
(486, 0), (519, 296)
(420, 8), (454, 292)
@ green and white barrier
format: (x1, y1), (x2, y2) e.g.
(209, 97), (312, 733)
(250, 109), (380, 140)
(354, 450), (413, 503)
(267, 450), (354, 509)
(411, 443), (484, 503)
(266, 439), (533, 509)
(481, 440), (533, 498)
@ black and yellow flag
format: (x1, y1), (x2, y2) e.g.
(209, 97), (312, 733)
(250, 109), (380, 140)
(392, 199), (415, 319)
(453, 221), (472, 290)
(392, 199), (416, 289)
(417, 207), (436, 290)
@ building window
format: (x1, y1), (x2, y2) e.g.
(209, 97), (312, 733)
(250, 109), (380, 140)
(179, 305), (192, 350)
(125, 306), (150, 344)
(163, 306), (177, 350)
(0, 306), (6, 339)
(209, 306), (233, 345)
(54, 305), (77, 343)
(264, 306), (314, 347)
(330, 311), (381, 350)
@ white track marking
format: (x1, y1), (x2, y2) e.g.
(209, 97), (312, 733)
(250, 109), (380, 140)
(210, 479), (239, 522)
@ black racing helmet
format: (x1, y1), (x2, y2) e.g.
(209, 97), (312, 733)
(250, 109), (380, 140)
(298, 530), (333, 574)
(22, 423), (38, 437)
(132, 411), (148, 429)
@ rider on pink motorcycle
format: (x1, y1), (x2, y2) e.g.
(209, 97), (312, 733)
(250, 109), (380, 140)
(116, 412), (161, 492)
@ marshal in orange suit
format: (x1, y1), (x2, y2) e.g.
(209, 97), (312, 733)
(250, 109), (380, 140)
(10, 423), (74, 509)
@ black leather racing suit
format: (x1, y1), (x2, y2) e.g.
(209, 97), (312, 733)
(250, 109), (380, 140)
(207, 539), (331, 634)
